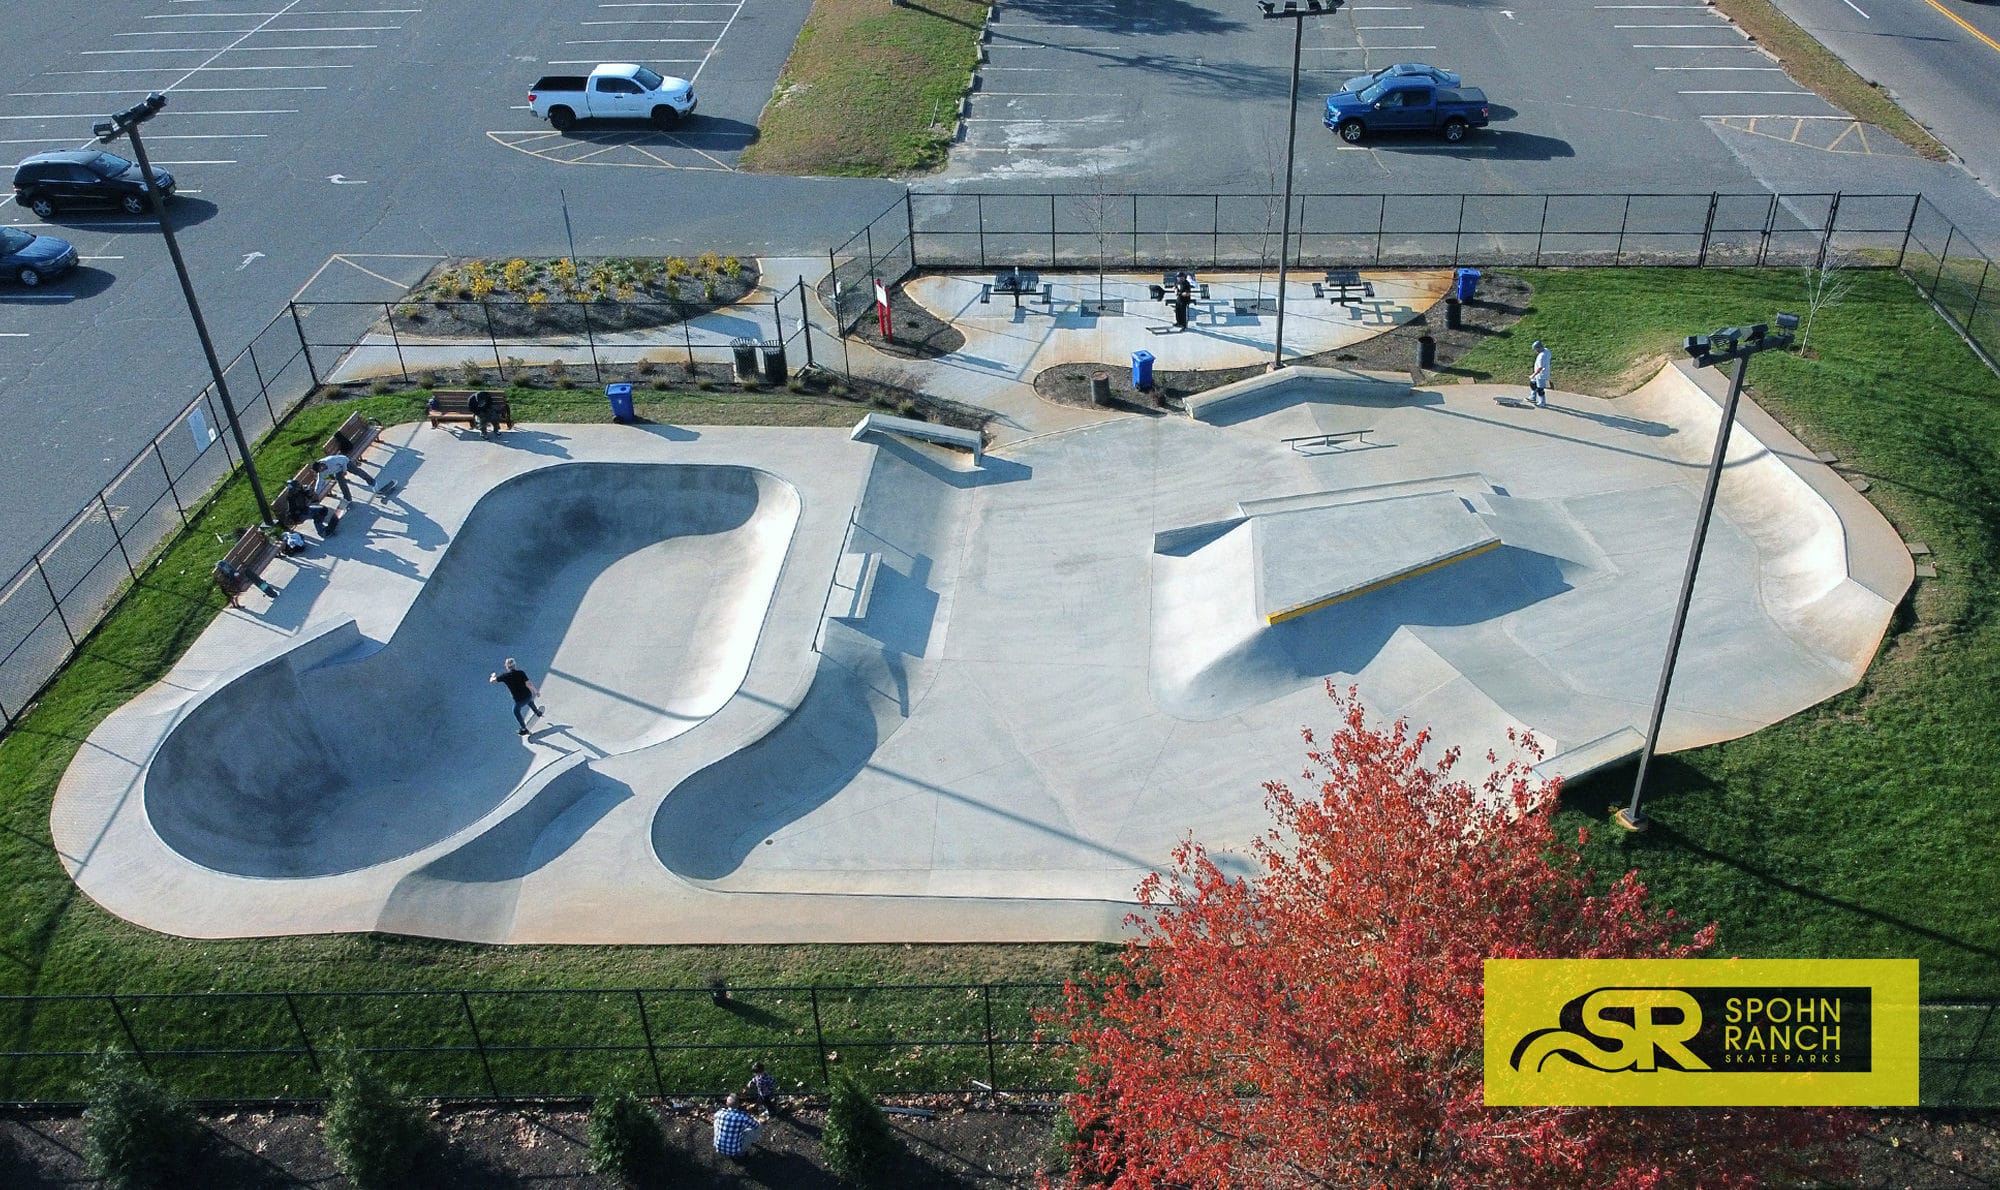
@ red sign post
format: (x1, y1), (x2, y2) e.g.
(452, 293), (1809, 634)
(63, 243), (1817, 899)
(874, 278), (892, 340)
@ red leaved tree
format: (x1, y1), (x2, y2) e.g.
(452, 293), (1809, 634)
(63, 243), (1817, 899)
(1050, 687), (1856, 1188)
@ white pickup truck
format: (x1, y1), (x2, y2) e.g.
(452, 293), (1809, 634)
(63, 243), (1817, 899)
(527, 63), (697, 131)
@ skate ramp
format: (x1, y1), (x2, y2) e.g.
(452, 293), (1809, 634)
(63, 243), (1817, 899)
(145, 463), (799, 879)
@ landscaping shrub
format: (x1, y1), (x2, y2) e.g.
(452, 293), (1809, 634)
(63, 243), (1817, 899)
(587, 1090), (672, 1186)
(322, 1049), (436, 1189)
(821, 1072), (901, 1185)
(82, 1059), (206, 1189)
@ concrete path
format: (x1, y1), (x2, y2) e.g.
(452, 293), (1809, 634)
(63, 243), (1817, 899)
(51, 266), (1912, 943)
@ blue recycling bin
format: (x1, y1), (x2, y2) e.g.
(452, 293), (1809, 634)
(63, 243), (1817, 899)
(606, 382), (634, 422)
(1132, 349), (1156, 391)
(1454, 267), (1482, 303)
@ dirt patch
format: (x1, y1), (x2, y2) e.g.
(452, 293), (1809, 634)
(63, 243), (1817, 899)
(1032, 274), (1533, 410)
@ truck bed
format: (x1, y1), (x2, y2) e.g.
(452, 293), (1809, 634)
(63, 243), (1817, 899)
(531, 75), (588, 93)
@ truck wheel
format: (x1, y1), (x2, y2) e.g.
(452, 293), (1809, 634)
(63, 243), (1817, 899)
(1339, 120), (1364, 144)
(1442, 118), (1468, 143)
(651, 105), (681, 129)
(549, 106), (576, 132)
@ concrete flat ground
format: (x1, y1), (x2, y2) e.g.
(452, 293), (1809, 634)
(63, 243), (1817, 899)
(52, 350), (1911, 943)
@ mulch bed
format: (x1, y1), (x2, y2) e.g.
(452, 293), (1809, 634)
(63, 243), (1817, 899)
(390, 265), (762, 340)
(1032, 272), (1533, 411)
(817, 275), (967, 360)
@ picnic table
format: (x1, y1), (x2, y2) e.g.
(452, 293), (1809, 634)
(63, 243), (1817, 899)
(992, 267), (1040, 310)
(1323, 269), (1375, 304)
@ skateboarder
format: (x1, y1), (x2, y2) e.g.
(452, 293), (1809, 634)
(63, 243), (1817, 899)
(489, 658), (544, 735)
(313, 452), (373, 501)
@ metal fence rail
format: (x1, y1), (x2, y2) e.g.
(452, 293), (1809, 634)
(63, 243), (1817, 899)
(0, 985), (1992, 1106)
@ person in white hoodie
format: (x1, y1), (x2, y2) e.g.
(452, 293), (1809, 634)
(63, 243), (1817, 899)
(1529, 339), (1551, 408)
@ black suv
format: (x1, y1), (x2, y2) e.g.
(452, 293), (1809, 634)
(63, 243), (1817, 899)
(12, 149), (174, 218)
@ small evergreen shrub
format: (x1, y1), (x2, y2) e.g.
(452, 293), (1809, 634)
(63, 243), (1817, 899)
(821, 1072), (901, 1186)
(587, 1091), (669, 1186)
(82, 1059), (205, 1189)
(322, 1049), (435, 1189)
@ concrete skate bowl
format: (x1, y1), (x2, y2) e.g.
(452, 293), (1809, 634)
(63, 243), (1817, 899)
(144, 463), (799, 880)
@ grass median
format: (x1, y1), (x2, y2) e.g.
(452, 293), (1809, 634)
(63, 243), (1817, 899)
(740, 0), (985, 175)
(1454, 268), (2000, 1002)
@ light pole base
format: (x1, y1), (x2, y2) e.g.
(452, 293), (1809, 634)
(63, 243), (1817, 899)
(1612, 807), (1651, 832)
(1266, 360), (1288, 373)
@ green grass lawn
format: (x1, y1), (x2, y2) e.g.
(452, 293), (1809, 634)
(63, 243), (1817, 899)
(739, 0), (985, 175)
(1455, 269), (2000, 1003)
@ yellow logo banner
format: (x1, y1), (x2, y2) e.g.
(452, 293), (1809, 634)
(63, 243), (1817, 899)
(1484, 959), (1919, 1105)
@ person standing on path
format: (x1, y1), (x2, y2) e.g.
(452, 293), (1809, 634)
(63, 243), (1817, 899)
(313, 452), (374, 502)
(1529, 339), (1551, 408)
(489, 658), (543, 735)
(712, 1094), (762, 1159)
(1173, 272), (1194, 332)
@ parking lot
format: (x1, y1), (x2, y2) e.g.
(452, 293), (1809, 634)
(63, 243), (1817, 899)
(948, 0), (1875, 192)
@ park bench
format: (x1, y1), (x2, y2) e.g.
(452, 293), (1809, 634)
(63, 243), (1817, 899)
(1316, 270), (1376, 304)
(1283, 428), (1375, 452)
(427, 389), (516, 431)
(323, 411), (382, 460)
(213, 526), (280, 606)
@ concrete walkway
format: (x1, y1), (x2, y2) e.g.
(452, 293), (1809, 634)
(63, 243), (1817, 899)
(52, 262), (1913, 944)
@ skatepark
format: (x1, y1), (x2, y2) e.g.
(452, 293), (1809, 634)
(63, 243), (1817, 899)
(50, 269), (1913, 944)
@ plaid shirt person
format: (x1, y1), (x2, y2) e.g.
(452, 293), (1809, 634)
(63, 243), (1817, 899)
(713, 1096), (761, 1157)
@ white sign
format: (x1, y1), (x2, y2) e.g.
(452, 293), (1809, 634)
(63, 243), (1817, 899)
(874, 280), (889, 310)
(189, 408), (217, 453)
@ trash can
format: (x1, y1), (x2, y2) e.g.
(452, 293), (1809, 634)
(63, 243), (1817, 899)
(1132, 349), (1155, 391)
(605, 382), (634, 423)
(1418, 334), (1438, 370)
(731, 337), (759, 382)
(1453, 267), (1481, 303)
(759, 341), (788, 386)
(1444, 296), (1462, 330)
(1091, 371), (1112, 405)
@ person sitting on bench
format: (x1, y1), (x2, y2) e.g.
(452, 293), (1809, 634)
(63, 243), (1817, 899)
(215, 559), (278, 599)
(467, 390), (502, 438)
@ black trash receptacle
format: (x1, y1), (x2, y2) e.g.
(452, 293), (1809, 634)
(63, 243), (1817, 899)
(731, 337), (759, 382)
(1418, 334), (1437, 370)
(1444, 296), (1462, 330)
(1091, 371), (1112, 405)
(760, 341), (788, 386)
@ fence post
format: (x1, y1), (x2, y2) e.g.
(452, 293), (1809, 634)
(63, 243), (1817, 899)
(633, 990), (667, 1097)
(284, 992), (321, 1074)
(580, 301), (602, 382)
(1931, 227), (1955, 300)
(35, 560), (76, 650)
(1375, 195), (1387, 268)
(1453, 194), (1467, 267)
(1131, 194), (1139, 267)
(288, 302), (320, 389)
(1213, 194), (1221, 270)
(100, 494), (137, 583)
(107, 995), (151, 1074)
(1814, 191), (1841, 273)
(1050, 193), (1058, 267)
(829, 248), (844, 338)
(155, 444), (187, 529)
(1613, 194), (1632, 267)
(385, 303), (409, 381)
(1534, 195), (1549, 267)
(1966, 259), (1991, 333)
(1755, 193), (1778, 268)
(484, 303), (504, 379)
(684, 315), (696, 371)
(983, 985), (998, 1090)
(246, 339), (276, 427)
(799, 282), (815, 370)
(1898, 195), (1918, 271)
(905, 187), (919, 270)
(809, 987), (831, 1088)
(459, 990), (501, 1099)
(976, 194), (986, 270)
(1696, 192), (1718, 268)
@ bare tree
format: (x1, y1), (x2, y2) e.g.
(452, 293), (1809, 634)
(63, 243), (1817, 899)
(1253, 124), (1287, 303)
(1799, 248), (1860, 354)
(1069, 160), (1118, 313)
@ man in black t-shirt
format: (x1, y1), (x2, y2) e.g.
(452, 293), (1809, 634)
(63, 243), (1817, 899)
(489, 658), (544, 735)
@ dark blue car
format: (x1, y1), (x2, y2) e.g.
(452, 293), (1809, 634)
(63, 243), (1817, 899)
(0, 225), (79, 287)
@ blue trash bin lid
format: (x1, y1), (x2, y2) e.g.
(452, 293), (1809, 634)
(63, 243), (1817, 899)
(606, 383), (633, 396)
(1133, 349), (1154, 363)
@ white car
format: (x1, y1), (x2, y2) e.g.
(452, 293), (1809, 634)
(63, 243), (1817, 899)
(527, 63), (697, 131)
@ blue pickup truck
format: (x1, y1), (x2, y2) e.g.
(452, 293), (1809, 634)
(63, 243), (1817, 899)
(1324, 78), (1491, 144)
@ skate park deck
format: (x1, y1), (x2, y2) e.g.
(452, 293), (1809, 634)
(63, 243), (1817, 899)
(51, 360), (1912, 944)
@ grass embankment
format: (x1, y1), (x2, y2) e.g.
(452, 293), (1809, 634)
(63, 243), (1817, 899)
(1706, 0), (1950, 160)
(0, 386), (1096, 1101)
(1456, 270), (2000, 1007)
(740, 0), (984, 175)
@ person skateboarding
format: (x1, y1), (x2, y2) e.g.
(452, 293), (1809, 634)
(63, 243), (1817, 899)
(489, 658), (544, 735)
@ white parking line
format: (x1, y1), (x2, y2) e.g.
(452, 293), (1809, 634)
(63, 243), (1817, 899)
(84, 44), (376, 54)
(1680, 89), (1810, 94)
(1654, 65), (1783, 70)
(142, 133), (272, 138)
(1702, 113), (1852, 118)
(1616, 23), (1727, 27)
(1631, 44), (1762, 48)
(1356, 25), (1425, 30)
(581, 18), (728, 23)
(149, 159), (237, 164)
(10, 86), (326, 94)
(120, 29), (261, 35)
(563, 38), (713, 43)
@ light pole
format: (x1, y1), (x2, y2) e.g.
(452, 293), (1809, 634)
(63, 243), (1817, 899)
(94, 92), (273, 524)
(1259, 0), (1341, 371)
(1617, 313), (1798, 832)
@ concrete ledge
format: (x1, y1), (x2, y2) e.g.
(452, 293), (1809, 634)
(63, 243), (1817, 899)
(850, 412), (983, 459)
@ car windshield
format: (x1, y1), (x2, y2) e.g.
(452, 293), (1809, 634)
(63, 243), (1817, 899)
(1359, 82), (1389, 103)
(632, 66), (665, 91)
(85, 152), (134, 178)
(0, 228), (32, 253)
